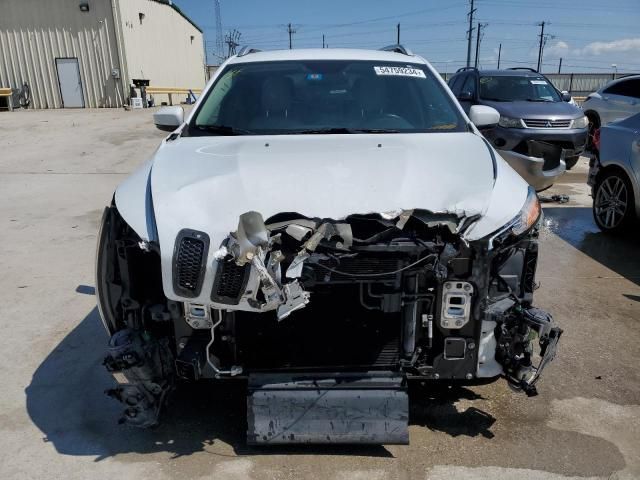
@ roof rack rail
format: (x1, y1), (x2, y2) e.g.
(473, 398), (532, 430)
(507, 67), (538, 72)
(455, 66), (478, 73)
(237, 46), (262, 57)
(379, 44), (413, 56)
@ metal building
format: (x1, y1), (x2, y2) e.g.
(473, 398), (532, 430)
(0, 0), (205, 108)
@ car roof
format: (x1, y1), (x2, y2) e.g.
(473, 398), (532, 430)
(225, 48), (430, 66)
(600, 74), (640, 90)
(477, 69), (544, 77)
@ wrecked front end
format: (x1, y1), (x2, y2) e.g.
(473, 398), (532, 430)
(96, 194), (561, 442)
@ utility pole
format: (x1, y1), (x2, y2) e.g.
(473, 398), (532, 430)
(466, 0), (476, 68)
(397, 23), (400, 44)
(537, 21), (545, 72)
(558, 57), (562, 74)
(224, 29), (241, 58)
(474, 23), (486, 69)
(497, 43), (502, 69)
(322, 34), (325, 48)
(287, 23), (296, 49)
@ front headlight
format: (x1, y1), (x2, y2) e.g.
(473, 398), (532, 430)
(509, 186), (541, 236)
(490, 187), (541, 246)
(498, 116), (524, 128)
(571, 115), (589, 129)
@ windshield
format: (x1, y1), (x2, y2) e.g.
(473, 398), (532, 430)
(479, 75), (561, 102)
(190, 60), (466, 135)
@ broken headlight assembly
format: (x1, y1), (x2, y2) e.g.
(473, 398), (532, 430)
(491, 186), (541, 247)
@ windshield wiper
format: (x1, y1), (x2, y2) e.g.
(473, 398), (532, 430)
(481, 97), (507, 102)
(286, 128), (356, 135)
(525, 98), (554, 102)
(287, 128), (401, 134)
(194, 124), (254, 135)
(351, 128), (401, 133)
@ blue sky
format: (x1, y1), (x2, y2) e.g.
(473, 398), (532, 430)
(173, 0), (640, 73)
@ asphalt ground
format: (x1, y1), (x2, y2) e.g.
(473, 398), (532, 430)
(0, 108), (638, 480)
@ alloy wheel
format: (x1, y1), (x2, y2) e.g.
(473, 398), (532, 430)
(594, 175), (628, 229)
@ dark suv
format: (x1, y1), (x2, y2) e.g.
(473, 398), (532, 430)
(448, 67), (588, 190)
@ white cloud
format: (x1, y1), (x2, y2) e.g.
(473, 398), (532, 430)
(545, 40), (569, 57)
(581, 38), (640, 56)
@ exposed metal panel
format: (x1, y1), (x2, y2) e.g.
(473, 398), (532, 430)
(115, 0), (205, 104)
(0, 0), (123, 108)
(247, 373), (409, 445)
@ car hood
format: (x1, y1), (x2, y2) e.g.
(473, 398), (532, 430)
(150, 132), (496, 242)
(483, 100), (582, 119)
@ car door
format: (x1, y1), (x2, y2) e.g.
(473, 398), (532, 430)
(601, 78), (640, 125)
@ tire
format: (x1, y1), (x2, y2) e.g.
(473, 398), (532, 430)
(565, 155), (579, 170)
(592, 170), (636, 233)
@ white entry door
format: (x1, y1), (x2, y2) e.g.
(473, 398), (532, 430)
(56, 58), (85, 108)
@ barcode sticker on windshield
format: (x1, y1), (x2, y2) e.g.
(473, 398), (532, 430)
(530, 80), (548, 85)
(374, 66), (426, 78)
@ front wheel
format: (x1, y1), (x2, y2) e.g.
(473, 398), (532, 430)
(593, 170), (636, 233)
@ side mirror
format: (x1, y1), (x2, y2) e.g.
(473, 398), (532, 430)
(458, 90), (473, 102)
(561, 91), (572, 102)
(153, 106), (184, 132)
(469, 105), (500, 128)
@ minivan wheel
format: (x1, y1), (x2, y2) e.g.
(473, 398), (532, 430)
(593, 170), (636, 233)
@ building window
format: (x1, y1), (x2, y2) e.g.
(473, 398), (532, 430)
(139, 12), (145, 25)
(190, 35), (195, 44)
(79, 1), (90, 11)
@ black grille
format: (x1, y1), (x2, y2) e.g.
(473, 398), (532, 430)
(309, 257), (403, 283)
(172, 230), (209, 297)
(211, 259), (250, 304)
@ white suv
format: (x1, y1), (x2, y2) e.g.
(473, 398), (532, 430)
(96, 46), (561, 444)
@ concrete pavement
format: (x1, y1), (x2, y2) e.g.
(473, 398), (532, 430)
(0, 109), (638, 480)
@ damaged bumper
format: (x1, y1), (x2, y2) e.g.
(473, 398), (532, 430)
(483, 126), (587, 190)
(98, 204), (561, 437)
(498, 146), (567, 192)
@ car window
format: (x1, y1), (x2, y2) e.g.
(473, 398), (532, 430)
(191, 60), (466, 134)
(604, 78), (640, 99)
(478, 75), (561, 102)
(449, 74), (465, 96)
(460, 75), (476, 97)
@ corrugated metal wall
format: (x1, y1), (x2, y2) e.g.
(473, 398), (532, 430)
(0, 0), (124, 108)
(115, 0), (205, 104)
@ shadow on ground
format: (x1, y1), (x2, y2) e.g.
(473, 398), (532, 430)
(543, 207), (640, 287)
(26, 306), (496, 461)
